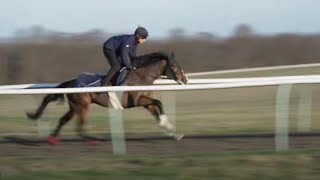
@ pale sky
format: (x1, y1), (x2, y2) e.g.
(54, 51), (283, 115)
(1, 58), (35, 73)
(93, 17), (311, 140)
(1, 0), (320, 38)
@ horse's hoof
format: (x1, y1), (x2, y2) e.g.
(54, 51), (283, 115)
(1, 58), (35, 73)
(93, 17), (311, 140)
(174, 134), (184, 141)
(26, 112), (37, 120)
(47, 136), (59, 145)
(85, 140), (101, 146)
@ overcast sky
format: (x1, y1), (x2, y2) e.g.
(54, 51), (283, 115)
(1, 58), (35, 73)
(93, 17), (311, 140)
(1, 0), (320, 38)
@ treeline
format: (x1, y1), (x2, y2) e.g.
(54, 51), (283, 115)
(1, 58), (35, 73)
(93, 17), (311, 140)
(1, 27), (320, 84)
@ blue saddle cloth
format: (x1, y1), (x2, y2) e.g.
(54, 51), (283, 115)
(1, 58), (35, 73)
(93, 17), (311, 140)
(75, 72), (105, 87)
(74, 69), (129, 87)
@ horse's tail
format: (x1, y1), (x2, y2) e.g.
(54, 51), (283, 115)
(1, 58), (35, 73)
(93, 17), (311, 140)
(26, 80), (75, 120)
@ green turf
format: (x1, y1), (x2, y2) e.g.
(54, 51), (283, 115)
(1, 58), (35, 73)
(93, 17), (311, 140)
(2, 150), (320, 180)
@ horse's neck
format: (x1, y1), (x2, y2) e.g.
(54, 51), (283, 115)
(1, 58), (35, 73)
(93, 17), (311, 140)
(135, 60), (166, 84)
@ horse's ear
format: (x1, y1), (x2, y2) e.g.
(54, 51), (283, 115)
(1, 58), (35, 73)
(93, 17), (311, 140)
(171, 51), (175, 58)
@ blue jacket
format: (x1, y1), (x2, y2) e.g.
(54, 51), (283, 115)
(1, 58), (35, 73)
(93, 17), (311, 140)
(103, 34), (138, 68)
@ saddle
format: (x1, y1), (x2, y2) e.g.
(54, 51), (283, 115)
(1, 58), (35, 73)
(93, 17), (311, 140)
(75, 68), (129, 87)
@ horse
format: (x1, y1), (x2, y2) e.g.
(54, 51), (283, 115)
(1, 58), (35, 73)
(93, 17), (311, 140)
(26, 52), (188, 145)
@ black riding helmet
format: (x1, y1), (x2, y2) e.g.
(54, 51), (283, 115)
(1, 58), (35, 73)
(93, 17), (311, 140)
(134, 27), (149, 38)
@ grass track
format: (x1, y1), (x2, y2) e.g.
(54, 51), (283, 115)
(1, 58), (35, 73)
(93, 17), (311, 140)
(2, 150), (320, 180)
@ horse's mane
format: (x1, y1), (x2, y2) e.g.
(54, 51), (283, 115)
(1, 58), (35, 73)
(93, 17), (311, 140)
(131, 52), (170, 68)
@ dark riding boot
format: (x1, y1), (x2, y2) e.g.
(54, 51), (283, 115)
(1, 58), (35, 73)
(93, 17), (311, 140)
(101, 67), (118, 86)
(102, 48), (121, 86)
(101, 79), (112, 86)
(101, 75), (112, 86)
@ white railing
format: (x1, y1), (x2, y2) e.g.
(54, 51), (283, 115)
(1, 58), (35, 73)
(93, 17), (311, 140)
(0, 75), (320, 94)
(187, 63), (320, 77)
(0, 66), (319, 154)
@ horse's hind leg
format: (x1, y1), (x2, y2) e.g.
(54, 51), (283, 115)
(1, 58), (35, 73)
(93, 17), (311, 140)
(26, 94), (63, 120)
(48, 109), (74, 145)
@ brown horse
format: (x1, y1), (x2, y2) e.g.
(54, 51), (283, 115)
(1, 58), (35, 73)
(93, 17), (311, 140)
(26, 52), (188, 145)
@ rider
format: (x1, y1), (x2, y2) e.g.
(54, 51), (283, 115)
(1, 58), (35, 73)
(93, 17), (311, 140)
(102, 26), (149, 85)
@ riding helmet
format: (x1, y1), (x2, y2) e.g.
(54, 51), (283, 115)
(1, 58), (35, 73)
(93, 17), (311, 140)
(134, 27), (149, 38)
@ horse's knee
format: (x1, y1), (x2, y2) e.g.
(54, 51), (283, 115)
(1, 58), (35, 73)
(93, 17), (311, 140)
(153, 99), (163, 107)
(153, 100), (164, 113)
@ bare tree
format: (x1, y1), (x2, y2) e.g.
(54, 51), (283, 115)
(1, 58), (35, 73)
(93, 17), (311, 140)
(168, 28), (186, 39)
(233, 24), (254, 38)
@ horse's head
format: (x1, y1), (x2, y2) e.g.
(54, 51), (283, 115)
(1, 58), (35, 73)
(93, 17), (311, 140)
(164, 52), (188, 85)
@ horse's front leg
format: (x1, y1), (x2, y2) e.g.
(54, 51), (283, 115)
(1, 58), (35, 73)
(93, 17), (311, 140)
(76, 102), (101, 145)
(138, 96), (183, 141)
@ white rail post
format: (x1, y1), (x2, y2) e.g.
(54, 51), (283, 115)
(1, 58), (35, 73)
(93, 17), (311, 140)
(162, 91), (176, 129)
(33, 95), (50, 138)
(275, 84), (292, 151)
(109, 92), (126, 155)
(37, 118), (50, 138)
(297, 84), (312, 132)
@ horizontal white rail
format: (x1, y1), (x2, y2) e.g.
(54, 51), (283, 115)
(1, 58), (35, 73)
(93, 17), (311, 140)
(156, 75), (320, 84)
(0, 83), (59, 90)
(187, 63), (320, 77)
(2, 75), (320, 90)
(0, 78), (320, 95)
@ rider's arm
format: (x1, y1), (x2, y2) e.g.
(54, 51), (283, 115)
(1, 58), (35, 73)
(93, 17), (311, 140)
(130, 45), (137, 58)
(120, 41), (132, 69)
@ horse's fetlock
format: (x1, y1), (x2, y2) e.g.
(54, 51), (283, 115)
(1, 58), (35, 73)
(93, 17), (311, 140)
(159, 114), (168, 127)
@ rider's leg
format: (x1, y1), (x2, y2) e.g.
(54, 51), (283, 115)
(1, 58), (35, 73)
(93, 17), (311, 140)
(102, 48), (121, 86)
